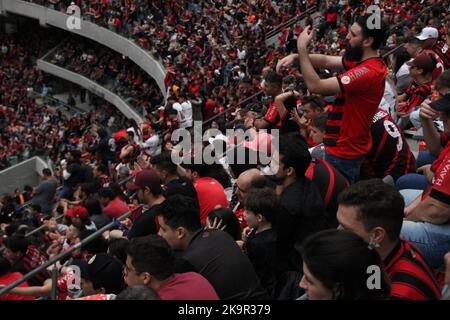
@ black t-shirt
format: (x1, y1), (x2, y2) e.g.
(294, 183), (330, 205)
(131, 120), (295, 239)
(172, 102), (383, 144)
(165, 177), (198, 200)
(277, 178), (329, 273)
(176, 229), (269, 300)
(244, 229), (277, 299)
(65, 161), (84, 188)
(127, 204), (162, 239)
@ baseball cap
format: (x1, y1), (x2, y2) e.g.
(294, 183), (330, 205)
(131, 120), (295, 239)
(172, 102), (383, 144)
(415, 27), (439, 40)
(66, 206), (89, 220)
(126, 169), (162, 192)
(430, 93), (450, 112)
(72, 253), (124, 294)
(406, 53), (435, 74)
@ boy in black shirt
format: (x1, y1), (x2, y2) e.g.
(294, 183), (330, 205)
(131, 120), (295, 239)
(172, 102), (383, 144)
(243, 187), (278, 299)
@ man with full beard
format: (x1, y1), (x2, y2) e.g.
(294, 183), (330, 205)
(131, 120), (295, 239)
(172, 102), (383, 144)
(277, 16), (388, 183)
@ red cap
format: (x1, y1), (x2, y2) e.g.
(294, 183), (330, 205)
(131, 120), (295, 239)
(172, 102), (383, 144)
(126, 169), (162, 193)
(406, 53), (435, 74)
(66, 206), (89, 220)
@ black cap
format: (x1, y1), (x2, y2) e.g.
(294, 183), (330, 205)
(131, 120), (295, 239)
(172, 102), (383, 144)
(430, 93), (450, 112)
(72, 253), (124, 294)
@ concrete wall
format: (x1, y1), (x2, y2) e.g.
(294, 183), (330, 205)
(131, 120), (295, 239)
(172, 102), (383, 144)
(0, 157), (49, 195)
(37, 59), (142, 122)
(1, 0), (167, 98)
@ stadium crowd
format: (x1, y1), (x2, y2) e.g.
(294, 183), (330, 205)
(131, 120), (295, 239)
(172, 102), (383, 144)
(0, 0), (450, 301)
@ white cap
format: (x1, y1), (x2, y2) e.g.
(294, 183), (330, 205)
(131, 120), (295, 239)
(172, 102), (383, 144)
(415, 27), (439, 40)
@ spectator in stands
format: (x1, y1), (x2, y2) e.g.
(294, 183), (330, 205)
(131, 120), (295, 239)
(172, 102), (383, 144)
(84, 197), (110, 230)
(291, 95), (326, 145)
(30, 168), (58, 215)
(361, 108), (416, 182)
(397, 53), (434, 128)
(89, 127), (115, 166)
(0, 256), (35, 300)
(126, 169), (165, 239)
(124, 235), (218, 300)
(3, 235), (49, 286)
(72, 253), (124, 297)
(253, 71), (297, 133)
(401, 73), (450, 270)
(150, 151), (197, 200)
(93, 164), (111, 188)
(98, 187), (129, 219)
(299, 229), (391, 300)
(232, 168), (262, 228)
(243, 188), (278, 299)
(59, 149), (85, 200)
(181, 162), (228, 225)
(273, 133), (329, 278)
(156, 194), (268, 300)
(279, 16), (388, 182)
(337, 179), (441, 300)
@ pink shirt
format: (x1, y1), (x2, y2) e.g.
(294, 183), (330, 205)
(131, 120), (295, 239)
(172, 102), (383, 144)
(159, 272), (219, 300)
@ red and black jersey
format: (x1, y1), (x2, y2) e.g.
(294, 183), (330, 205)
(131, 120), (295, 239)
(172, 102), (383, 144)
(11, 245), (49, 286)
(263, 97), (298, 133)
(422, 49), (444, 80)
(324, 57), (387, 159)
(385, 239), (441, 300)
(432, 41), (450, 70)
(399, 81), (432, 114)
(361, 109), (416, 181)
(305, 158), (350, 227)
(428, 137), (450, 205)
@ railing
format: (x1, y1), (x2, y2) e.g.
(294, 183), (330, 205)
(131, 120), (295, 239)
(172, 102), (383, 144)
(37, 59), (143, 123)
(0, 210), (132, 297)
(0, 0), (167, 97)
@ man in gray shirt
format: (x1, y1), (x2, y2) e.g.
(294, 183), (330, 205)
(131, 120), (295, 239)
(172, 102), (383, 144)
(31, 168), (58, 215)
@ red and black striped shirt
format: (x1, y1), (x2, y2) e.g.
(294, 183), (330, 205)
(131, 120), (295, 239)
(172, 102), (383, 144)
(305, 158), (350, 227)
(385, 239), (441, 300)
(11, 245), (49, 286)
(432, 41), (450, 70)
(399, 81), (432, 114)
(361, 110), (416, 181)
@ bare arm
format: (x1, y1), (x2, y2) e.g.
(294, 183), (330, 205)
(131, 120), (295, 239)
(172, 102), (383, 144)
(254, 118), (270, 130)
(297, 27), (342, 95)
(4, 279), (53, 297)
(276, 53), (343, 72)
(406, 196), (450, 224)
(419, 102), (442, 157)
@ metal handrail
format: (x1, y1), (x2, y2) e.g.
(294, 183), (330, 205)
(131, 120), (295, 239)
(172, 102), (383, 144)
(21, 174), (134, 238)
(0, 209), (132, 296)
(24, 214), (64, 238)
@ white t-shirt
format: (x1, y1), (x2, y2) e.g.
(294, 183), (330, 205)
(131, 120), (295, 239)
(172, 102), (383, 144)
(379, 79), (397, 121)
(143, 135), (160, 156)
(173, 101), (193, 128)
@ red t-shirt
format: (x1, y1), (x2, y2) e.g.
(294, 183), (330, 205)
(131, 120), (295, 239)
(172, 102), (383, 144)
(428, 140), (450, 205)
(324, 57), (387, 159)
(159, 272), (219, 300)
(0, 272), (35, 300)
(194, 177), (229, 224)
(102, 196), (130, 219)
